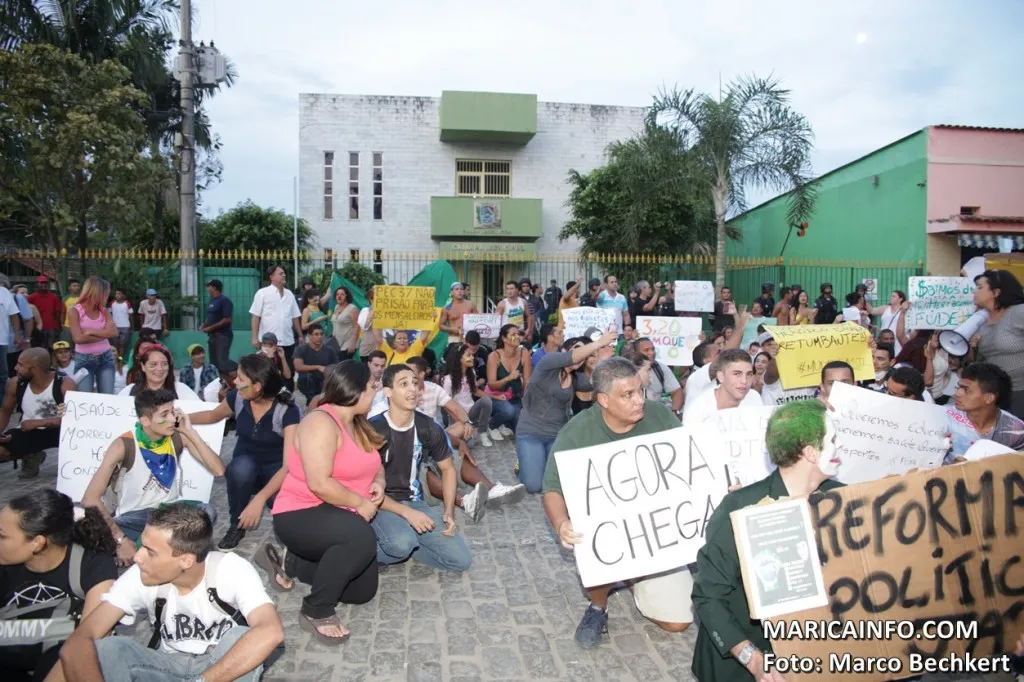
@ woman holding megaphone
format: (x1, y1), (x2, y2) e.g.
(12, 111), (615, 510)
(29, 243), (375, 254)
(971, 269), (1024, 419)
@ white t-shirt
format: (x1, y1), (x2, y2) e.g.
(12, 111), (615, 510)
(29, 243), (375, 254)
(879, 306), (904, 356)
(249, 285), (301, 347)
(760, 379), (818, 406)
(113, 366), (129, 394)
(597, 291), (629, 333)
(685, 364), (712, 400)
(417, 381), (451, 421)
(0, 287), (19, 345)
(202, 380), (222, 403)
(110, 300), (134, 328)
(138, 299), (167, 329)
(441, 375), (474, 413)
(119, 382), (200, 401)
(192, 367), (204, 391)
(682, 385), (762, 426)
(102, 553), (272, 655)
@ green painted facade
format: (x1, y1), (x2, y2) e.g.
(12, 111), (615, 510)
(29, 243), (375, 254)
(430, 197), (543, 239)
(439, 91), (537, 144)
(728, 130), (928, 263)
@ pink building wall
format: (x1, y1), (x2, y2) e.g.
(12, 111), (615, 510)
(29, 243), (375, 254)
(926, 127), (1024, 220)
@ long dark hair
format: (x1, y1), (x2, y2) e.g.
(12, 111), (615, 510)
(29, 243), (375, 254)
(975, 269), (1024, 310)
(130, 345), (177, 397)
(441, 343), (476, 397)
(7, 489), (115, 555)
(237, 354), (293, 406)
(334, 286), (353, 308)
(321, 360), (385, 452)
(495, 324), (519, 350)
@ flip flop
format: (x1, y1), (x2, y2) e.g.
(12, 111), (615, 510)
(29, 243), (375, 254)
(253, 543), (293, 592)
(299, 612), (350, 646)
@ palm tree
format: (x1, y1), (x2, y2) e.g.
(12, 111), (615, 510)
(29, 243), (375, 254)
(647, 75), (817, 291)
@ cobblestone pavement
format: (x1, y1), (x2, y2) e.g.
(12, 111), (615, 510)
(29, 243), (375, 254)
(2, 431), (1015, 682)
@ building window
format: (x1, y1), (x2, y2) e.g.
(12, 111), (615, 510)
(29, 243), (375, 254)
(455, 159), (511, 197)
(323, 151), (334, 219)
(373, 152), (383, 220)
(349, 152), (359, 220)
(373, 249), (383, 275)
(960, 206), (980, 216)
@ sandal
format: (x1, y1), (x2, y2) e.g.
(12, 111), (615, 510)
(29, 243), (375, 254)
(299, 612), (349, 645)
(253, 543), (293, 592)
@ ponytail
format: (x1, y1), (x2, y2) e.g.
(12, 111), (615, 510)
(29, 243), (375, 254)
(71, 506), (117, 555)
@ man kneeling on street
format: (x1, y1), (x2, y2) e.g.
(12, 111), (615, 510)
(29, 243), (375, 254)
(81, 388), (225, 566)
(57, 503), (283, 682)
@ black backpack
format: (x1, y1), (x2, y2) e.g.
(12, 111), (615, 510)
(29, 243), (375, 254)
(14, 372), (66, 415)
(0, 544), (87, 651)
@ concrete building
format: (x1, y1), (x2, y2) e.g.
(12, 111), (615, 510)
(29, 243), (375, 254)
(729, 125), (1024, 275)
(299, 90), (645, 299)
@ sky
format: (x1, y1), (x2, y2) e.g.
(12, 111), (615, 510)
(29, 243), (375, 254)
(190, 0), (1024, 216)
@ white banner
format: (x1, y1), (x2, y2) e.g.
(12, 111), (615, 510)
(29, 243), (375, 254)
(461, 313), (501, 339)
(562, 306), (616, 338)
(57, 391), (227, 504)
(906, 276), (975, 330)
(554, 426), (730, 587)
(699, 405), (778, 486)
(673, 280), (714, 313)
(635, 316), (702, 366)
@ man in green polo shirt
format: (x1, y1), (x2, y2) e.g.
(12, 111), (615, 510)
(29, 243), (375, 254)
(691, 399), (844, 681)
(542, 356), (692, 650)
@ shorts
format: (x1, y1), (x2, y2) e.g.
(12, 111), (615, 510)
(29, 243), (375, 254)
(631, 565), (695, 623)
(116, 327), (131, 348)
(2, 427), (60, 458)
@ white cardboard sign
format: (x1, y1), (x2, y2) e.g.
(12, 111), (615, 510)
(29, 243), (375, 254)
(635, 316), (702, 366)
(562, 307), (616, 338)
(461, 313), (501, 339)
(906, 276), (975, 330)
(673, 280), (715, 313)
(57, 391), (227, 504)
(698, 405), (778, 486)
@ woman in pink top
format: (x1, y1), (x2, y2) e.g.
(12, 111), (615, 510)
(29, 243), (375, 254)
(68, 276), (117, 393)
(264, 361), (385, 645)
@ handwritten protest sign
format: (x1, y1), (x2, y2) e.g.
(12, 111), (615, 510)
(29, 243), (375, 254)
(635, 316), (702, 366)
(57, 392), (226, 504)
(769, 322), (873, 389)
(554, 426), (730, 587)
(698, 405), (778, 486)
(673, 280), (715, 313)
(461, 313), (501, 339)
(372, 285), (437, 330)
(562, 306), (616, 338)
(907, 276), (975, 330)
(763, 455), (1024, 681)
(828, 382), (949, 484)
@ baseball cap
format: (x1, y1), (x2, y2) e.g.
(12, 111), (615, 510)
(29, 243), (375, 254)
(145, 288), (157, 296)
(187, 343), (204, 356)
(53, 341), (71, 350)
(756, 331), (775, 345)
(261, 332), (278, 345)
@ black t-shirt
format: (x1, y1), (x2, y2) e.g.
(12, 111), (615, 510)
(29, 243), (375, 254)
(370, 412), (451, 502)
(631, 297), (652, 325)
(713, 301), (736, 331)
(205, 294), (234, 339)
(294, 342), (340, 371)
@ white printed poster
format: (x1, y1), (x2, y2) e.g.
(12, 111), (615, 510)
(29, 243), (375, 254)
(673, 280), (715, 313)
(635, 316), (702, 366)
(906, 277), (975, 330)
(57, 391), (227, 504)
(461, 313), (501, 339)
(562, 306), (616, 338)
(554, 426), (730, 587)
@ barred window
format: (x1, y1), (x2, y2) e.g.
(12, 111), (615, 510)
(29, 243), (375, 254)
(373, 152), (383, 220)
(349, 152), (359, 220)
(455, 159), (511, 197)
(323, 152), (334, 219)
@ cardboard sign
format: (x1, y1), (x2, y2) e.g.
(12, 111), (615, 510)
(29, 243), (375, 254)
(828, 382), (950, 484)
(635, 316), (702, 366)
(372, 285), (437, 330)
(907, 276), (975, 330)
(554, 426), (730, 587)
(673, 280), (715, 313)
(461, 313), (501, 339)
(701, 405), (778, 486)
(562, 306), (616, 338)
(766, 455), (1024, 681)
(732, 497), (829, 620)
(56, 392), (226, 504)
(770, 323), (873, 389)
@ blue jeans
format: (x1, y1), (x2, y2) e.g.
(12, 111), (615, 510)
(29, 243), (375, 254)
(74, 349), (115, 394)
(371, 499), (472, 572)
(515, 434), (556, 493)
(489, 397), (520, 431)
(225, 455), (281, 525)
(0, 345), (7, 389)
(96, 624), (261, 682)
(115, 502), (217, 544)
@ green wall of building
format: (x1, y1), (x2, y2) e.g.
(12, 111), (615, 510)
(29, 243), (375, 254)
(430, 197), (543, 238)
(439, 91), (537, 144)
(728, 130), (928, 263)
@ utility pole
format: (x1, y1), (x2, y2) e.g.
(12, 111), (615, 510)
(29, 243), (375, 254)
(178, 0), (197, 325)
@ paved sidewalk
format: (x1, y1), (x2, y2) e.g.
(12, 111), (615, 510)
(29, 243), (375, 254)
(1, 432), (1015, 682)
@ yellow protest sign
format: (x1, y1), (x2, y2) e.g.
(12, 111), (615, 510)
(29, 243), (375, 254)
(770, 322), (873, 389)
(372, 285), (437, 330)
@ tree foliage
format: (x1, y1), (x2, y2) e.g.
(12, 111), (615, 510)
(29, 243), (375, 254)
(199, 201), (316, 255)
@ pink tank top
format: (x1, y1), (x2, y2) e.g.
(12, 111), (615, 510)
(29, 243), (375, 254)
(272, 406), (381, 515)
(73, 303), (111, 355)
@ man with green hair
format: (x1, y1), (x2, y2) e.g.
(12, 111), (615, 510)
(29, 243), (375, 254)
(690, 400), (844, 681)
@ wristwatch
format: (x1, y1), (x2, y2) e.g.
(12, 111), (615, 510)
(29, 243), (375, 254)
(736, 642), (757, 666)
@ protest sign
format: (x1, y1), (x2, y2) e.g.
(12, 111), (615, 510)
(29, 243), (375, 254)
(770, 322), (873, 389)
(762, 455), (1024, 681)
(554, 426), (730, 587)
(562, 306), (616, 338)
(673, 280), (715, 313)
(699, 405), (777, 486)
(57, 392), (226, 504)
(906, 276), (975, 330)
(828, 382), (949, 485)
(732, 497), (829, 620)
(372, 285), (437, 330)
(635, 316), (702, 366)
(461, 313), (501, 339)
(861, 278), (879, 302)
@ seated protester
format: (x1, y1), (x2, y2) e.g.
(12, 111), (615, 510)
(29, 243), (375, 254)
(293, 326), (340, 402)
(178, 343), (219, 397)
(369, 364), (472, 572)
(0, 490), (117, 682)
(381, 327), (437, 367)
(818, 360), (855, 404)
(407, 356), (526, 522)
(691, 400), (843, 681)
(485, 324), (531, 440)
(0, 349), (76, 478)
(439, 343), (495, 447)
(51, 341), (87, 385)
(113, 354), (129, 395)
(80, 389), (224, 567)
(633, 338), (683, 416)
(882, 365), (927, 401)
(119, 345), (200, 401)
(946, 362), (1024, 460)
(682, 349), (763, 426)
(531, 324), (564, 369)
(622, 350), (653, 394)
(258, 332), (293, 383)
(544, 357), (692, 649)
(463, 330), (491, 382)
(58, 503), (283, 682)
(756, 334), (819, 406)
(190, 355), (301, 550)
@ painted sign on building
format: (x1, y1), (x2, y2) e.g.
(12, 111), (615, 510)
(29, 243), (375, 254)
(473, 200), (501, 229)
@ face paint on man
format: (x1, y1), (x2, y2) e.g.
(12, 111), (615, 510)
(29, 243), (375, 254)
(816, 417), (841, 477)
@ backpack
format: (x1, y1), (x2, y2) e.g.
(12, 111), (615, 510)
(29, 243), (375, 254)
(14, 372), (66, 415)
(232, 392), (296, 439)
(0, 544), (86, 651)
(147, 552), (247, 649)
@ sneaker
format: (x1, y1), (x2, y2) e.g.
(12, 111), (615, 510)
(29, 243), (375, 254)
(574, 603), (608, 649)
(514, 460), (520, 475)
(18, 452), (45, 479)
(498, 425), (514, 438)
(218, 527), (246, 550)
(486, 481), (527, 508)
(488, 428), (504, 442)
(479, 431), (494, 447)
(461, 482), (489, 523)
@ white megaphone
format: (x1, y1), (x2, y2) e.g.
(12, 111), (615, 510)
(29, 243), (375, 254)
(938, 308), (990, 357)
